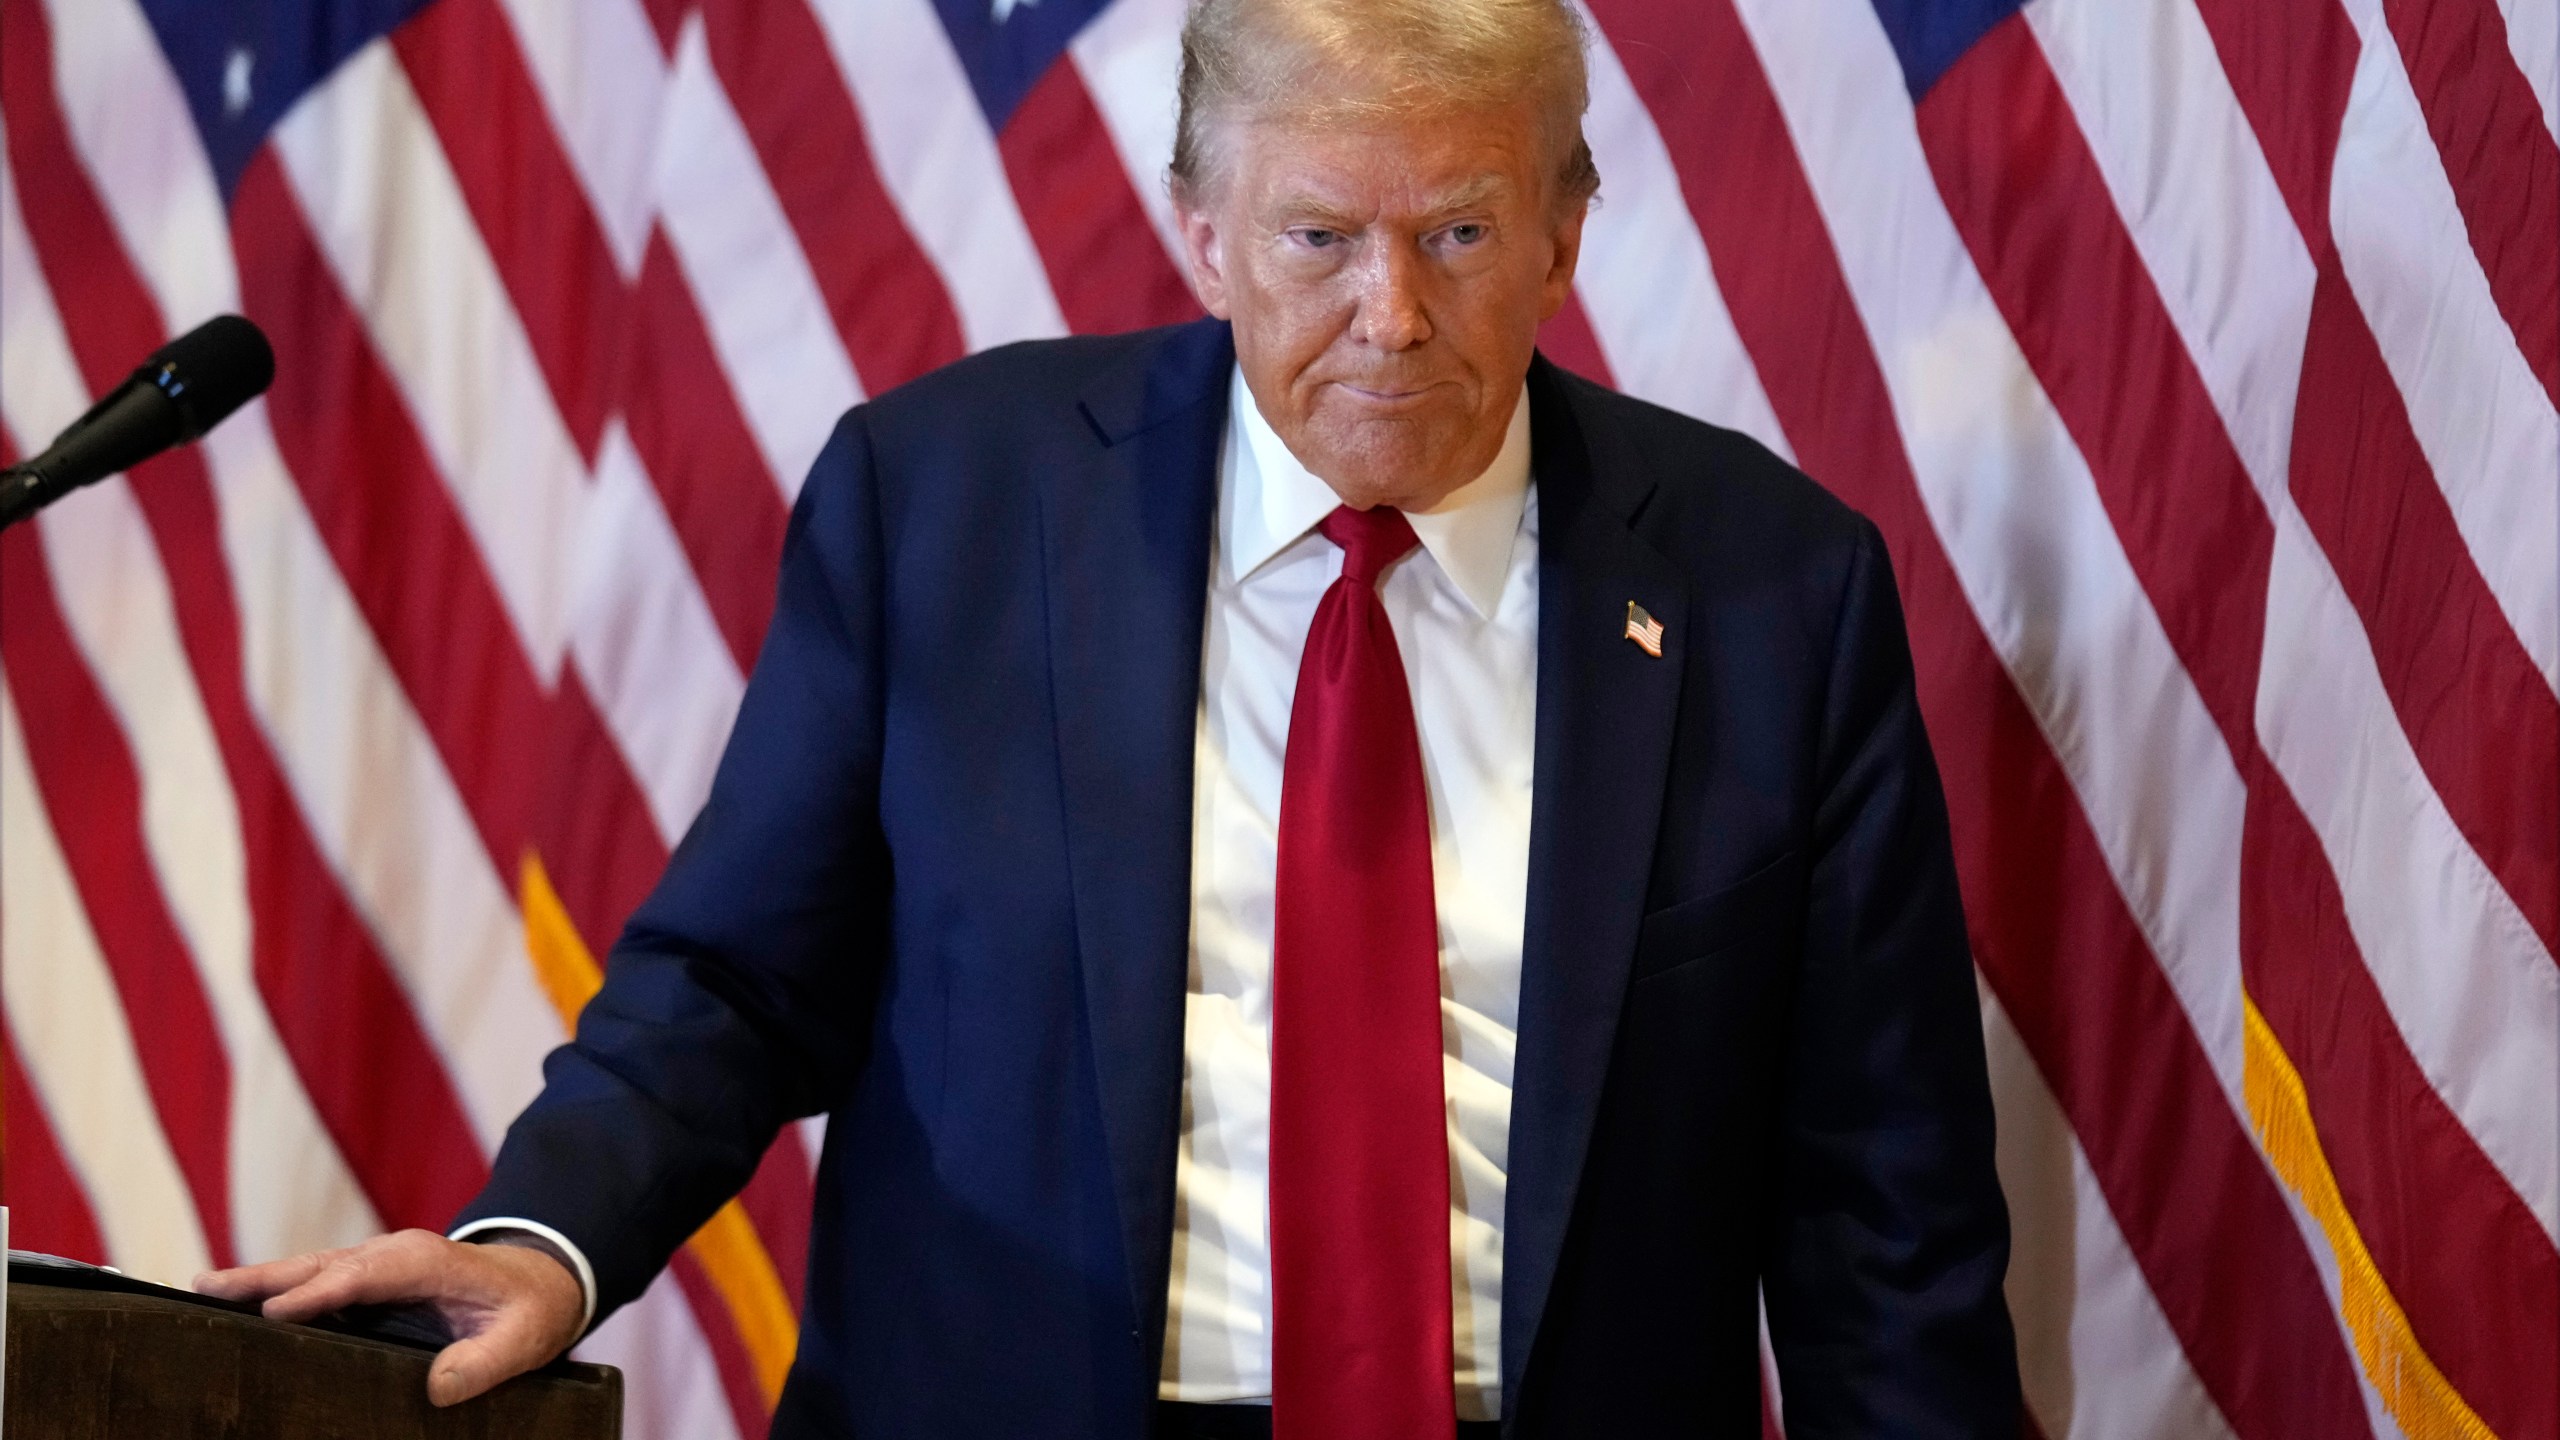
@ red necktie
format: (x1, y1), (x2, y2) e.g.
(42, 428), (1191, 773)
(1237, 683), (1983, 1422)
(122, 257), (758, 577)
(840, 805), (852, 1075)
(1270, 505), (1456, 1440)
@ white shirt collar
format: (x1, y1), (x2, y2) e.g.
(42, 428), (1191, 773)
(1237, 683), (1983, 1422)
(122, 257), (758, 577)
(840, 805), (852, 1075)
(1217, 364), (1533, 619)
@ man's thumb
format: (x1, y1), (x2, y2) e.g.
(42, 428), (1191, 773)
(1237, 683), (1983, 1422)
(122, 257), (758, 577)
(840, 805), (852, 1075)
(427, 1333), (525, 1407)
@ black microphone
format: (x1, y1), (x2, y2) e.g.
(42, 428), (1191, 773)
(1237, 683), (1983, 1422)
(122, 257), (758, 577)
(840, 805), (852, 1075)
(0, 314), (274, 531)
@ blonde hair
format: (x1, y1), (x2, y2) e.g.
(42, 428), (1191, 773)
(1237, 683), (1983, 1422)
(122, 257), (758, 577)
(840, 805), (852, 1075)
(1169, 0), (1601, 211)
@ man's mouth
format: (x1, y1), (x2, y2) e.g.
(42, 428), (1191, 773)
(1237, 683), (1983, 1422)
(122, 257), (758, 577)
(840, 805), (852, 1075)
(1332, 381), (1442, 407)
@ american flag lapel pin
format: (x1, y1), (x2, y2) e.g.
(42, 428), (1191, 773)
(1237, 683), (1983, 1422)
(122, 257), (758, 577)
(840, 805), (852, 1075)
(1624, 601), (1665, 658)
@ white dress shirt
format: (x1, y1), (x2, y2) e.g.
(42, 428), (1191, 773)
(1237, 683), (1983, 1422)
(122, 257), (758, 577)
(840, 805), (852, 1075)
(465, 370), (1540, 1419)
(1162, 367), (1538, 1421)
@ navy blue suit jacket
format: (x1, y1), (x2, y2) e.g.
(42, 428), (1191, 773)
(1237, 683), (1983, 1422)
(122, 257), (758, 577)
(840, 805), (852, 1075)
(459, 320), (2017, 1438)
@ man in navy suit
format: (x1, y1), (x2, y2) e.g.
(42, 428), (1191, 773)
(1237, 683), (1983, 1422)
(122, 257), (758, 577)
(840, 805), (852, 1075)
(204, 0), (2016, 1433)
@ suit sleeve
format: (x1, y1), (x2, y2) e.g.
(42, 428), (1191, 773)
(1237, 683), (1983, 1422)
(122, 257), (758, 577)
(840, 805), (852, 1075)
(1763, 519), (2020, 1435)
(454, 409), (894, 1325)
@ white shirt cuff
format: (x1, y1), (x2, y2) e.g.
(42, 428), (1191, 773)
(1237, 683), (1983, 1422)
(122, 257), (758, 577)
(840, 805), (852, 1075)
(449, 1217), (598, 1333)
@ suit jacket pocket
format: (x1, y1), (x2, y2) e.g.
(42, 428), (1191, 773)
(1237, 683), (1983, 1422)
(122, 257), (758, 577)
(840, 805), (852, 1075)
(1631, 849), (1806, 984)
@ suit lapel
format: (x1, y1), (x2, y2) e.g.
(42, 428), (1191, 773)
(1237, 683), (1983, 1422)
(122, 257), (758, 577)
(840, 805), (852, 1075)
(1501, 358), (1690, 1406)
(1040, 320), (1234, 1341)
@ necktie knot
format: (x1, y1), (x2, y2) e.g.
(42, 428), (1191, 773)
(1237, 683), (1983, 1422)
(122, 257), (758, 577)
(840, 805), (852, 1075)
(1320, 504), (1420, 589)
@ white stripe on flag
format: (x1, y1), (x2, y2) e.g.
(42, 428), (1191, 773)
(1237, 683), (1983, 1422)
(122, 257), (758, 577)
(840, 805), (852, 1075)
(2027, 0), (2560, 1245)
(1570, 6), (1793, 461)
(2034, 0), (2560, 1244)
(1720, 4), (2402, 1419)
(2490, 0), (2558, 143)
(1067, 0), (1193, 267)
(35, 0), (238, 337)
(2021, 0), (2315, 508)
(658, 12), (864, 497)
(272, 22), (751, 859)
(1726, 0), (2253, 1105)
(2257, 507), (2560, 1238)
(0, 682), (216, 1288)
(270, 39), (590, 679)
(202, 395), (551, 1155)
(0, 134), (373, 1269)
(575, 421), (747, 842)
(491, 0), (667, 277)
(36, 481), (385, 1259)
(1983, 989), (2244, 1440)
(0, 122), (104, 451)
(49, 0), (563, 1157)
(577, 1270), (748, 1440)
(2329, 25), (2560, 689)
(806, 0), (1070, 351)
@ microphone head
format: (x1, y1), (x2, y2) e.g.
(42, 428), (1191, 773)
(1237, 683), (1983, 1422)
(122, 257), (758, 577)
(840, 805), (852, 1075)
(142, 314), (274, 439)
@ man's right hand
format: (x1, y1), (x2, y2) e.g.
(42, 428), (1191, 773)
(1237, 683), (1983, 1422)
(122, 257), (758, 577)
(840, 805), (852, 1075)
(196, 1229), (586, 1406)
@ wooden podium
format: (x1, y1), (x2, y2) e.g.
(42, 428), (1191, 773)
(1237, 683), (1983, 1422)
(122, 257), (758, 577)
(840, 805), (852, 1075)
(5, 1257), (622, 1438)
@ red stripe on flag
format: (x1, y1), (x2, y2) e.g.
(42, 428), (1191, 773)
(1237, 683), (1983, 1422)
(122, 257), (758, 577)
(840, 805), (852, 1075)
(234, 150), (773, 1245)
(229, 148), (550, 877)
(633, 0), (684, 59)
(133, 451), (489, 1232)
(530, 699), (783, 1440)
(525, 673), (824, 1305)
(2191, 0), (2560, 959)
(0, 0), (488, 1233)
(391, 0), (785, 670)
(0, 0), (486, 1245)
(2290, 264), (2560, 958)
(0, 425), (97, 1261)
(626, 236), (788, 666)
(737, 1136), (813, 1312)
(1927, 587), (2375, 1440)
(2187, 0), (2360, 254)
(0, 58), (486, 1219)
(0, 459), (123, 1274)
(672, 1247), (778, 1437)
(389, 0), (627, 464)
(117, 458), (490, 1232)
(2380, 0), (2560, 407)
(999, 59), (1202, 336)
(1538, 290), (1618, 390)
(237, 32), (813, 1424)
(530, 675), (677, 973)
(2, 1031), (110, 1264)
(700, 0), (966, 392)
(1579, 2), (2380, 1434)
(1920, 22), (2558, 1431)
(1915, 17), (2270, 749)
(2242, 753), (2560, 1440)
(0, 526), (239, 1269)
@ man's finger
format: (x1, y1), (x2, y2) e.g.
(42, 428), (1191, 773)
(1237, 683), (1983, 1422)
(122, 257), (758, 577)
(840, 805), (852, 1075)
(425, 1317), (551, 1408)
(194, 1250), (334, 1304)
(195, 1230), (580, 1408)
(255, 1230), (449, 1324)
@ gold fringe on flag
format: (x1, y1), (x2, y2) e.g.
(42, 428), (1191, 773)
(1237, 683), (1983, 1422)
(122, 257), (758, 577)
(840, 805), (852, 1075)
(2240, 996), (2496, 1440)
(521, 851), (802, 1408)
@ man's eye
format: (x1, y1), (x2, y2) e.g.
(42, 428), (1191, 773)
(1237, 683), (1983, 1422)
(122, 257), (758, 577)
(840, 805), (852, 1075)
(1447, 223), (1488, 245)
(1293, 228), (1341, 249)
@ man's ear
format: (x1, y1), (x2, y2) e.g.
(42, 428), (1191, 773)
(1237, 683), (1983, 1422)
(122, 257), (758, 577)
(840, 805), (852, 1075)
(1175, 197), (1233, 320)
(1537, 197), (1590, 322)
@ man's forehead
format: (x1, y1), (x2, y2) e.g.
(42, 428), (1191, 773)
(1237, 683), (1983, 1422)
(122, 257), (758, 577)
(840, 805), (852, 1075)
(1232, 118), (1533, 210)
(1255, 164), (1518, 212)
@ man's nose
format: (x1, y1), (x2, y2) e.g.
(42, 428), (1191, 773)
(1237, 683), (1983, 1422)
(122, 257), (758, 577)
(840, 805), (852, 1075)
(1348, 242), (1431, 351)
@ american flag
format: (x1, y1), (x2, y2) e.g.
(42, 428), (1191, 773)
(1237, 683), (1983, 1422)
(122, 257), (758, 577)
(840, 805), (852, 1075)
(1, 0), (2551, 1435)
(1624, 602), (1666, 658)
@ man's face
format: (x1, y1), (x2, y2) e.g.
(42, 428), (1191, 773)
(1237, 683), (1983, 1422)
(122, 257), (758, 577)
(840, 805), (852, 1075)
(1174, 98), (1587, 511)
